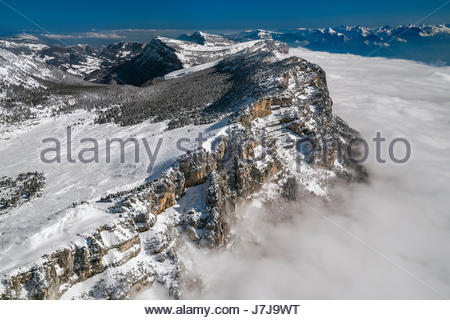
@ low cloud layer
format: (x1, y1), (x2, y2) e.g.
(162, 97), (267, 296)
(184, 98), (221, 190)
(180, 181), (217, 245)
(38, 29), (190, 44)
(42, 31), (125, 40)
(179, 49), (450, 299)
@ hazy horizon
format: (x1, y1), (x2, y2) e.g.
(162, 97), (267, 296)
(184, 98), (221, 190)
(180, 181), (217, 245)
(1, 0), (449, 34)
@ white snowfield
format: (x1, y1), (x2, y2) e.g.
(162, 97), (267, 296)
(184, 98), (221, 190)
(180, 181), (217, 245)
(186, 31), (237, 47)
(60, 56), (104, 77)
(163, 60), (222, 80)
(155, 36), (258, 53)
(143, 37), (261, 68)
(0, 109), (229, 272)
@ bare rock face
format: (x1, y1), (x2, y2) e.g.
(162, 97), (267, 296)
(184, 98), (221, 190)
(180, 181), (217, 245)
(0, 37), (366, 299)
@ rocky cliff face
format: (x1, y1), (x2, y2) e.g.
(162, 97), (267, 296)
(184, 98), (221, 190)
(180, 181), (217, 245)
(0, 38), (366, 299)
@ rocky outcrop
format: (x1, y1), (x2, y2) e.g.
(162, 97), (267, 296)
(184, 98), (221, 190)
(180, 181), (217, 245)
(0, 216), (140, 299)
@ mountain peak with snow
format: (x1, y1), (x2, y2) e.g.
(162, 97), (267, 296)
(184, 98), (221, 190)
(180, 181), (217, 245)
(178, 31), (236, 46)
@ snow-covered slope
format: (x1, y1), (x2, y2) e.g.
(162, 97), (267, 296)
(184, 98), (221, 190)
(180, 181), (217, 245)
(0, 112), (224, 270)
(0, 48), (74, 101)
(0, 38), (145, 81)
(0, 39), (48, 57)
(0, 47), (99, 130)
(0, 48), (53, 91)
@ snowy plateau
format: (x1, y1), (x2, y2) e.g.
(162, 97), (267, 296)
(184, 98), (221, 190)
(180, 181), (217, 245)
(0, 30), (449, 299)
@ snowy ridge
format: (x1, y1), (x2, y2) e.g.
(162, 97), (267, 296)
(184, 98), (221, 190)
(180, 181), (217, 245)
(151, 37), (261, 68)
(102, 37), (272, 86)
(178, 31), (236, 47)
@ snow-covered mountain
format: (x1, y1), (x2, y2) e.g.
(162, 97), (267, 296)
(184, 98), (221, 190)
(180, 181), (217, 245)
(178, 31), (236, 46)
(0, 36), (366, 299)
(39, 42), (146, 78)
(1, 25), (447, 89)
(0, 37), (145, 81)
(0, 36), (48, 58)
(0, 48), (50, 93)
(0, 48), (79, 100)
(229, 24), (450, 65)
(97, 35), (279, 86)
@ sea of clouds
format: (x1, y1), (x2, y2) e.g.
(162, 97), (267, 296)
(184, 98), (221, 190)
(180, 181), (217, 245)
(173, 49), (450, 299)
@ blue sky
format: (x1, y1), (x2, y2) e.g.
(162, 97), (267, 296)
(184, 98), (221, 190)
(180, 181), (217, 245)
(0, 0), (449, 33)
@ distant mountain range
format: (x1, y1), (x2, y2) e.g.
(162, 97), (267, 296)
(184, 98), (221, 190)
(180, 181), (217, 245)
(1, 24), (448, 89)
(228, 24), (450, 65)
